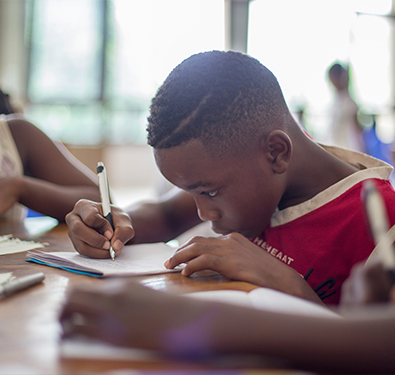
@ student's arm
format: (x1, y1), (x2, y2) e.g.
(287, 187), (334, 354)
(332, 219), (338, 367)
(125, 187), (202, 243)
(60, 280), (395, 374)
(0, 118), (101, 221)
(164, 233), (324, 305)
(65, 188), (201, 259)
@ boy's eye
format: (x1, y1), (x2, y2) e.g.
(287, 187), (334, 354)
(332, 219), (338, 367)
(201, 190), (218, 198)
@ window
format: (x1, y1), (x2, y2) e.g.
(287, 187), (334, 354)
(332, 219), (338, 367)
(26, 0), (225, 145)
(26, 0), (394, 145)
(248, 0), (394, 142)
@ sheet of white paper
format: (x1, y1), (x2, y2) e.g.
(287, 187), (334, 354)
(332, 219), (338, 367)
(0, 272), (14, 284)
(187, 288), (340, 318)
(186, 289), (252, 307)
(0, 363), (42, 375)
(248, 288), (340, 318)
(61, 336), (273, 368)
(61, 337), (161, 361)
(27, 242), (182, 277)
(0, 235), (45, 256)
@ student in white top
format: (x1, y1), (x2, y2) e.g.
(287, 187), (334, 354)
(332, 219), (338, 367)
(0, 90), (100, 222)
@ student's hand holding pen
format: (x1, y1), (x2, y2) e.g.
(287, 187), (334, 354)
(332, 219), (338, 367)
(340, 260), (395, 306)
(341, 180), (395, 307)
(65, 199), (135, 259)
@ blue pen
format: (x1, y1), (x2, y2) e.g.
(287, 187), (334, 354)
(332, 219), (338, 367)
(97, 162), (115, 261)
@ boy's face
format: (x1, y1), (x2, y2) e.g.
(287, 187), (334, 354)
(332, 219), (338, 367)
(154, 139), (283, 238)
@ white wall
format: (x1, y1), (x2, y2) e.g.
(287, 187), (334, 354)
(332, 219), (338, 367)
(103, 144), (169, 206)
(103, 144), (162, 189)
(66, 143), (171, 206)
(0, 0), (27, 106)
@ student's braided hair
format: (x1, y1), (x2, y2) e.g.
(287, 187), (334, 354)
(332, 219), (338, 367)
(147, 50), (289, 157)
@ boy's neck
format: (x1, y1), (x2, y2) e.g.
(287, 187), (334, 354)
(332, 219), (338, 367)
(279, 135), (358, 210)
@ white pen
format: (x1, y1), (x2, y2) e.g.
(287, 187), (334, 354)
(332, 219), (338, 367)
(363, 179), (395, 271)
(97, 161), (116, 261)
(0, 272), (45, 299)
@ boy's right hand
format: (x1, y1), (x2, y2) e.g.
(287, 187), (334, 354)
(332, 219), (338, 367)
(65, 199), (135, 259)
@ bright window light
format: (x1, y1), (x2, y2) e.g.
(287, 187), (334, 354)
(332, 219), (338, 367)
(248, 0), (394, 141)
(26, 0), (224, 145)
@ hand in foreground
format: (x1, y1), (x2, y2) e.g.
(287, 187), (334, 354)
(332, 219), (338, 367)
(65, 199), (135, 259)
(59, 278), (395, 373)
(60, 280), (213, 351)
(165, 233), (322, 303)
(340, 260), (395, 306)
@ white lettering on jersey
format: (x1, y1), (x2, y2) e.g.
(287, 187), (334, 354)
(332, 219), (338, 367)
(252, 238), (294, 265)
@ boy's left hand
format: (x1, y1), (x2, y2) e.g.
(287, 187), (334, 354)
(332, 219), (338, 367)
(165, 233), (322, 304)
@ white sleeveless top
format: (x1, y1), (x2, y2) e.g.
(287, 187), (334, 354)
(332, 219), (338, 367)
(0, 117), (27, 222)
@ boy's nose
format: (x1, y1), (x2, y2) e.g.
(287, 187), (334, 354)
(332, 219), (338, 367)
(196, 201), (221, 222)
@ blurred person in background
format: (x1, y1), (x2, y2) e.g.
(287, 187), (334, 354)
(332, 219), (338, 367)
(327, 62), (365, 153)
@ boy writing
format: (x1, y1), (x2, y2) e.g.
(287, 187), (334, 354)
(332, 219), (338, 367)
(66, 50), (395, 305)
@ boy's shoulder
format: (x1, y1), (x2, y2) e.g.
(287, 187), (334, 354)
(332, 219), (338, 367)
(271, 146), (394, 228)
(323, 145), (392, 176)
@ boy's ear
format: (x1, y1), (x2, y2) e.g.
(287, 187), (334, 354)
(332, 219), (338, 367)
(259, 130), (292, 174)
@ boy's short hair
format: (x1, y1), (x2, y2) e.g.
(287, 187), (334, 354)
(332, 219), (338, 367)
(147, 50), (289, 157)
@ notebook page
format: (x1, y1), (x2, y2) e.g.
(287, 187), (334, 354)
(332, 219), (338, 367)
(27, 242), (182, 277)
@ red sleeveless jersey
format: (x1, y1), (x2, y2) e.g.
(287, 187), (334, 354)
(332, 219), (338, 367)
(250, 146), (395, 305)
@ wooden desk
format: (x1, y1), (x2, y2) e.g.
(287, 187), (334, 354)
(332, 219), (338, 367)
(0, 219), (287, 374)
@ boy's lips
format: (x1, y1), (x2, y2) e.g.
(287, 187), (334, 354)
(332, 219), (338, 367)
(211, 225), (230, 235)
(212, 224), (243, 236)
